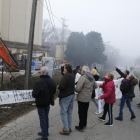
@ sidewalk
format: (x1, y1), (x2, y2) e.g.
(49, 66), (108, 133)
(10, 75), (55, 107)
(0, 71), (140, 140)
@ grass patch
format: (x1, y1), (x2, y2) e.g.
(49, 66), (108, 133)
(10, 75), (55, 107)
(0, 70), (62, 91)
(0, 70), (62, 126)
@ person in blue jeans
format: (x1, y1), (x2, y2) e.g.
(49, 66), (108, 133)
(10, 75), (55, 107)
(114, 67), (138, 121)
(59, 94), (75, 133)
(32, 67), (56, 140)
(119, 95), (135, 119)
(57, 64), (75, 135)
(37, 107), (50, 138)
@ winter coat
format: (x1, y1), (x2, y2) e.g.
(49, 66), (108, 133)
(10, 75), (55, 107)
(100, 80), (116, 104)
(91, 75), (99, 98)
(58, 72), (75, 98)
(116, 68), (135, 97)
(120, 81), (134, 98)
(61, 66), (64, 76)
(116, 68), (127, 79)
(75, 72), (98, 102)
(32, 75), (56, 108)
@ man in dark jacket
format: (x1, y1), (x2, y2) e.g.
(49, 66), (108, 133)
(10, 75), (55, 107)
(57, 64), (75, 135)
(73, 66), (80, 76)
(32, 67), (56, 140)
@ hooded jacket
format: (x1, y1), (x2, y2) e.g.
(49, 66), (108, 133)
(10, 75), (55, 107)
(75, 72), (98, 102)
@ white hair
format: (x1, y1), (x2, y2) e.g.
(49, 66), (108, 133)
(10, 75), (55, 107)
(82, 66), (90, 73)
(40, 67), (49, 75)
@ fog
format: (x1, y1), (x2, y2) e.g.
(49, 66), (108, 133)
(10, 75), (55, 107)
(43, 0), (140, 67)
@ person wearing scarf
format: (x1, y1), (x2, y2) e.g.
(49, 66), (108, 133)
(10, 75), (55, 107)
(98, 73), (116, 126)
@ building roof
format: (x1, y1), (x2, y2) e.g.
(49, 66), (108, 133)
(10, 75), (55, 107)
(3, 40), (51, 52)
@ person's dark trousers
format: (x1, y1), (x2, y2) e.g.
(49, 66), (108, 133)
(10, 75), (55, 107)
(78, 101), (89, 129)
(102, 103), (113, 124)
(37, 106), (50, 139)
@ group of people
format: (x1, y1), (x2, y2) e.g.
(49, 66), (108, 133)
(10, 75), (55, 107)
(32, 62), (138, 140)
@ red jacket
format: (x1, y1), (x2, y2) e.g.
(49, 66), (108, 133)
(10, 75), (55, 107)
(100, 81), (116, 104)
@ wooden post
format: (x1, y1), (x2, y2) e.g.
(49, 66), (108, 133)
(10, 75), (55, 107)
(24, 0), (38, 89)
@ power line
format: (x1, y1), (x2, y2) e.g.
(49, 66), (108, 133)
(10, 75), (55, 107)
(47, 0), (58, 35)
(38, 0), (86, 42)
(44, 0), (58, 41)
(38, 0), (68, 28)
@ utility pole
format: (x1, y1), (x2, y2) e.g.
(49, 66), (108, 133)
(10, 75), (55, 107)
(61, 18), (68, 42)
(60, 18), (68, 63)
(24, 0), (38, 89)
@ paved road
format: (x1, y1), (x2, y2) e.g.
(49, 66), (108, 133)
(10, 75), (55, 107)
(0, 71), (140, 140)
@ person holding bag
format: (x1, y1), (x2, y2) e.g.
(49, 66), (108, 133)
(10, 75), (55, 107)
(115, 74), (138, 121)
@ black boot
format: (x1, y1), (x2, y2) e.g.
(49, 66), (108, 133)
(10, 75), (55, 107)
(115, 116), (123, 121)
(131, 116), (136, 120)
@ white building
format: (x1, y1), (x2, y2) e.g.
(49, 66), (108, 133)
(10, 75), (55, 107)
(55, 43), (66, 66)
(0, 0), (2, 36)
(0, 0), (50, 57)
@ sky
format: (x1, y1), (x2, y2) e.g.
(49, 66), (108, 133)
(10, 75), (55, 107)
(42, 0), (140, 58)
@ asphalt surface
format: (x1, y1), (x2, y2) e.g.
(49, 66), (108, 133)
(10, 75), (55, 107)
(0, 70), (140, 140)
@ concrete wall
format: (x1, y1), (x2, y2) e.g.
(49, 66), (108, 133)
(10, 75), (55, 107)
(1, 0), (43, 45)
(0, 0), (2, 37)
(55, 44), (66, 65)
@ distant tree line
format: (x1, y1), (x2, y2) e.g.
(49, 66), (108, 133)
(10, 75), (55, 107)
(65, 31), (107, 66)
(42, 19), (121, 68)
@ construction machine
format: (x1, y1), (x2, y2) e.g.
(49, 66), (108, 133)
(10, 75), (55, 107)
(0, 38), (19, 72)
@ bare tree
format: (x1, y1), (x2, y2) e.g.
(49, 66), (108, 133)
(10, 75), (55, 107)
(104, 44), (121, 67)
(42, 19), (71, 57)
(42, 19), (71, 45)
